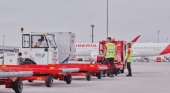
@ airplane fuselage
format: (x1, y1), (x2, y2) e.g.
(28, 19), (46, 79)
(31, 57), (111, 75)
(75, 43), (170, 57)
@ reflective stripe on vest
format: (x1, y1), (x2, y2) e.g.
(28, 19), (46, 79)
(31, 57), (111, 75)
(105, 43), (115, 58)
(125, 48), (133, 62)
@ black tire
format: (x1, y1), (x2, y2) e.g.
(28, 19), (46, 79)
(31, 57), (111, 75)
(20, 60), (36, 65)
(117, 69), (120, 74)
(114, 69), (117, 76)
(65, 74), (72, 84)
(45, 76), (53, 87)
(86, 72), (91, 81)
(120, 65), (124, 73)
(96, 73), (98, 77)
(107, 70), (110, 77)
(28, 80), (33, 82)
(121, 68), (124, 73)
(13, 78), (23, 93)
(97, 72), (101, 79)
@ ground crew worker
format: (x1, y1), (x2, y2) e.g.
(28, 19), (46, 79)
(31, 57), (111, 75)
(33, 36), (47, 47)
(33, 38), (43, 47)
(102, 37), (116, 77)
(125, 43), (133, 76)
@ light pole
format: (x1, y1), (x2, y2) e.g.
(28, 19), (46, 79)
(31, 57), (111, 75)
(158, 30), (160, 43)
(167, 37), (169, 43)
(3, 35), (5, 53)
(2, 35), (5, 65)
(91, 24), (94, 43)
(106, 0), (108, 38)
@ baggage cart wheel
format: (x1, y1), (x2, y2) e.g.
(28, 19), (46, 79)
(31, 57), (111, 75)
(107, 70), (110, 77)
(28, 80), (33, 82)
(65, 74), (72, 84)
(120, 69), (124, 73)
(97, 72), (101, 79)
(114, 69), (117, 76)
(13, 78), (23, 93)
(86, 72), (91, 81)
(120, 65), (124, 73)
(45, 76), (53, 87)
(96, 73), (98, 77)
(117, 69), (120, 74)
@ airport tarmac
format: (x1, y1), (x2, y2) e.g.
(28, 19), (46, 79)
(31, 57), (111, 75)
(0, 62), (170, 93)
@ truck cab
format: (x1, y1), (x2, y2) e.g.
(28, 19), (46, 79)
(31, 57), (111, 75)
(20, 32), (76, 65)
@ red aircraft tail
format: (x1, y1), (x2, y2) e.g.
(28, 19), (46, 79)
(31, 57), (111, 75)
(131, 35), (141, 42)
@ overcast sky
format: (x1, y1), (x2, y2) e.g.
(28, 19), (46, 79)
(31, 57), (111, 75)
(0, 0), (170, 47)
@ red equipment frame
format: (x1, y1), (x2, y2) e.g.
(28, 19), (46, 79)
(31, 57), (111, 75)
(0, 64), (78, 91)
(0, 68), (32, 93)
(57, 60), (108, 81)
(97, 39), (126, 76)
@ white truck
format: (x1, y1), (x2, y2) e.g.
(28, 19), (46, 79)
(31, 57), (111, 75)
(17, 31), (76, 65)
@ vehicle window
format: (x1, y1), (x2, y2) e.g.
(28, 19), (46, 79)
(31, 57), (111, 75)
(22, 34), (30, 48)
(46, 34), (57, 48)
(31, 35), (48, 48)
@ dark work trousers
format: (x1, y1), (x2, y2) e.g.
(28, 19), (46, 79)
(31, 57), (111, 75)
(127, 62), (132, 75)
(103, 58), (114, 75)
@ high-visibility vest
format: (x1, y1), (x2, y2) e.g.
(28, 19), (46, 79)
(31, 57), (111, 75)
(105, 43), (115, 58)
(125, 48), (133, 62)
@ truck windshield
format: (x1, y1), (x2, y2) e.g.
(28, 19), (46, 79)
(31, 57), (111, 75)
(31, 35), (48, 48)
(31, 34), (57, 48)
(46, 34), (57, 48)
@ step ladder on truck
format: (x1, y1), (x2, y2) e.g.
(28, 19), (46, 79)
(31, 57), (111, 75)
(95, 39), (126, 76)
(0, 27), (81, 93)
(42, 32), (108, 81)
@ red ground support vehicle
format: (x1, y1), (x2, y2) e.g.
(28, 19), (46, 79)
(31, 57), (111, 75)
(96, 39), (126, 76)
(0, 68), (33, 93)
(156, 56), (161, 62)
(0, 53), (80, 93)
(58, 61), (108, 81)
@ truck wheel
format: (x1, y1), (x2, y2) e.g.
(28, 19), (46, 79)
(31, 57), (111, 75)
(45, 76), (53, 87)
(65, 74), (72, 84)
(97, 72), (101, 79)
(20, 60), (36, 65)
(28, 80), (33, 82)
(86, 72), (91, 81)
(13, 78), (23, 93)
(107, 70), (110, 77)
